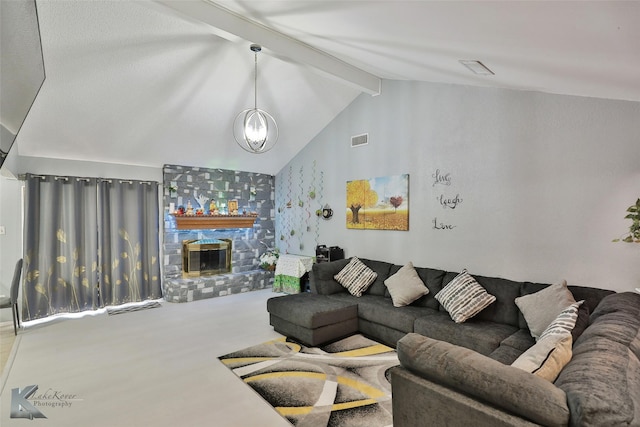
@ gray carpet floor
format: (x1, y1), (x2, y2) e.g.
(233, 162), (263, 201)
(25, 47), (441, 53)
(0, 289), (290, 427)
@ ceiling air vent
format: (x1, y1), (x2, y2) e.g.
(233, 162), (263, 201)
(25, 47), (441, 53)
(351, 133), (368, 148)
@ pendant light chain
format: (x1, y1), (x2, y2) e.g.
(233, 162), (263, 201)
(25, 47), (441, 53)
(253, 50), (258, 110)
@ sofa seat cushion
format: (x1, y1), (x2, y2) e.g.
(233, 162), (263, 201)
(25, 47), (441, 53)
(555, 292), (640, 427)
(267, 293), (357, 329)
(329, 294), (431, 333)
(414, 312), (519, 356)
(500, 329), (536, 352)
(487, 330), (537, 364)
(488, 344), (526, 365)
(397, 333), (570, 427)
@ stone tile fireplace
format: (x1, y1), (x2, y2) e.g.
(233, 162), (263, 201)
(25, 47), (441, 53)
(162, 164), (275, 303)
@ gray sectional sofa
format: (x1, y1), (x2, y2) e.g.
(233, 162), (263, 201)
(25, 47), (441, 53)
(266, 257), (640, 426)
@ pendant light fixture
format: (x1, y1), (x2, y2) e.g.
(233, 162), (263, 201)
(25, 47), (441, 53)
(233, 44), (278, 153)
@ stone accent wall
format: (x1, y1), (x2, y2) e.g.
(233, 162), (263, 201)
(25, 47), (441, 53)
(162, 164), (276, 302)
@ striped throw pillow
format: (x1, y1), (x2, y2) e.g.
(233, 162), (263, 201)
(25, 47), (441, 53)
(334, 257), (378, 297)
(435, 270), (496, 323)
(538, 300), (584, 341)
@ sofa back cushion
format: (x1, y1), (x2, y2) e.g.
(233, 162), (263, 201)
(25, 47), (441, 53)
(359, 258), (394, 296)
(310, 258), (350, 295)
(555, 292), (640, 427)
(409, 267), (446, 309)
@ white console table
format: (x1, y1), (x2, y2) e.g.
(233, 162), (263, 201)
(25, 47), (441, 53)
(273, 254), (314, 294)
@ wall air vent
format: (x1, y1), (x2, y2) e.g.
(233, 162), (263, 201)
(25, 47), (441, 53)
(351, 133), (369, 148)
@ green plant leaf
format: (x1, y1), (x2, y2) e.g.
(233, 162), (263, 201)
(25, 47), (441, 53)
(623, 236), (634, 242)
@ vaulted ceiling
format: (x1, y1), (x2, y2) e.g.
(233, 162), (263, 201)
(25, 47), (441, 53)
(9, 1), (640, 175)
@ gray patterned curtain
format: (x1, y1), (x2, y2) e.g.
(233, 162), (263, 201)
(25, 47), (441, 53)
(22, 175), (100, 321)
(22, 175), (161, 321)
(97, 179), (161, 305)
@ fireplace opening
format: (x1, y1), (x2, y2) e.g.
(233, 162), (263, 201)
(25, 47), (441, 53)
(182, 238), (232, 277)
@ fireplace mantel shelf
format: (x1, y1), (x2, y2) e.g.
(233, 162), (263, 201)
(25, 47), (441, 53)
(170, 214), (257, 230)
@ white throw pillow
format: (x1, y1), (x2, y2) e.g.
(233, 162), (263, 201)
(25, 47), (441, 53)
(384, 262), (429, 307)
(515, 281), (577, 340)
(334, 257), (377, 297)
(434, 270), (496, 323)
(512, 334), (573, 382)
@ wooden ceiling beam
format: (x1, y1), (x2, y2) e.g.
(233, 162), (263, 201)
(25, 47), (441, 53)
(151, 0), (381, 95)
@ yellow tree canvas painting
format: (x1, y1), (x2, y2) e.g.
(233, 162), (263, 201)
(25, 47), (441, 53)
(346, 174), (409, 230)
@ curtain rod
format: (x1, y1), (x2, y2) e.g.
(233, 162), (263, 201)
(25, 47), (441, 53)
(20, 173), (157, 185)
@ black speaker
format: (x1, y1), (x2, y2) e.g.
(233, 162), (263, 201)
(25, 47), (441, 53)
(316, 245), (344, 263)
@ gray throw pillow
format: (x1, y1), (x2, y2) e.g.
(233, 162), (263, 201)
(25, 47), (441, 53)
(515, 281), (576, 340)
(383, 262), (429, 307)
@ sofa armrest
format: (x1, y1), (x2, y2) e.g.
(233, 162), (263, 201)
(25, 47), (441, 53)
(391, 367), (542, 427)
(397, 333), (570, 427)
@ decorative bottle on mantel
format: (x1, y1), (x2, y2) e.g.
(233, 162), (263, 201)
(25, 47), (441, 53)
(209, 200), (217, 215)
(186, 200), (194, 216)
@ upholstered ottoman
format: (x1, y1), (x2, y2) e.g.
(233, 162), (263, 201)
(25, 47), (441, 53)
(267, 293), (358, 346)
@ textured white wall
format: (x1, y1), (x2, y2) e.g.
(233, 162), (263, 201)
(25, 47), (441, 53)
(276, 80), (640, 292)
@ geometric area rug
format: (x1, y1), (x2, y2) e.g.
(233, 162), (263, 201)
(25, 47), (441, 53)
(219, 334), (399, 427)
